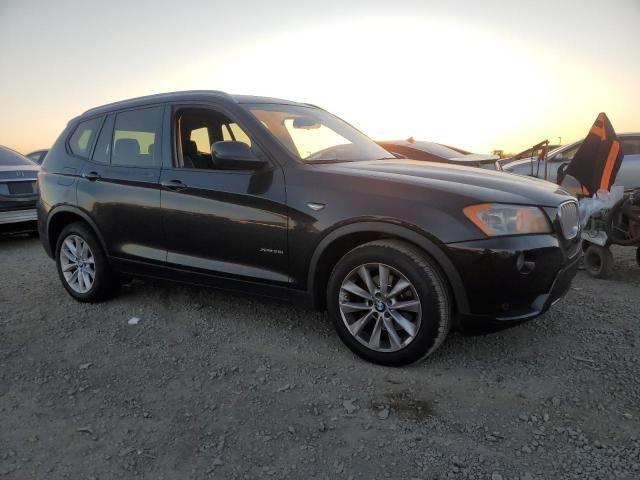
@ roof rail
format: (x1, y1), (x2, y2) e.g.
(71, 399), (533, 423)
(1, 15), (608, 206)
(82, 90), (233, 115)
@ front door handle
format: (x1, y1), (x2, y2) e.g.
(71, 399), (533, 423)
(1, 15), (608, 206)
(82, 171), (101, 181)
(161, 180), (187, 191)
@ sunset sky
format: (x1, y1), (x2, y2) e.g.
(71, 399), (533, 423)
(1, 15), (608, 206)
(1, 0), (638, 155)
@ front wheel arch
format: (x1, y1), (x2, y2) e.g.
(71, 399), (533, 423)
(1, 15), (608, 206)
(326, 238), (452, 365)
(307, 221), (469, 315)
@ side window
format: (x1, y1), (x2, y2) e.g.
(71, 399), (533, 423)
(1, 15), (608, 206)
(69, 117), (102, 158)
(112, 107), (162, 167)
(621, 137), (640, 155)
(190, 127), (210, 153)
(92, 114), (115, 164)
(556, 144), (579, 162)
(566, 145), (579, 161)
(175, 107), (258, 170)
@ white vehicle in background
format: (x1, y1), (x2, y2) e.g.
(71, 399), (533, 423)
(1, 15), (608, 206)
(501, 133), (640, 189)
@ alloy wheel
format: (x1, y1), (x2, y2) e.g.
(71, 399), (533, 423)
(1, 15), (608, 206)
(338, 263), (422, 352)
(60, 234), (96, 294)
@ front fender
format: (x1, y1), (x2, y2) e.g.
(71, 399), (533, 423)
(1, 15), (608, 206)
(306, 220), (470, 315)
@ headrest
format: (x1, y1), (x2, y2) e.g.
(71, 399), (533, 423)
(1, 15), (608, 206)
(114, 138), (140, 157)
(183, 140), (198, 154)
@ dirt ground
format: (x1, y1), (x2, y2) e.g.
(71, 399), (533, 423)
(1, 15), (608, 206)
(1, 236), (639, 480)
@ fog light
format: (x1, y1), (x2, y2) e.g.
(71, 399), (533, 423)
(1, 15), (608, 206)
(516, 252), (535, 275)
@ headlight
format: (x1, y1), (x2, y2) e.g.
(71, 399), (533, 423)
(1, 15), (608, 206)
(463, 203), (551, 236)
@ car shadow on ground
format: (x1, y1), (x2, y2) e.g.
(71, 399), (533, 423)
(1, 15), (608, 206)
(0, 231), (38, 244)
(113, 273), (536, 371)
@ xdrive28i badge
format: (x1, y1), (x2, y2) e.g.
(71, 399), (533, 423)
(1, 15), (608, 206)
(259, 247), (284, 255)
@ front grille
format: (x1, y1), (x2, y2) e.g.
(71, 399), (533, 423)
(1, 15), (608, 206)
(558, 201), (579, 240)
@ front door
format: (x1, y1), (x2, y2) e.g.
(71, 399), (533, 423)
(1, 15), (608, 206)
(159, 104), (288, 289)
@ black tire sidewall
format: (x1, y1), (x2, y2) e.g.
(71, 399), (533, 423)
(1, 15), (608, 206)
(55, 223), (113, 302)
(327, 244), (449, 366)
(584, 245), (612, 278)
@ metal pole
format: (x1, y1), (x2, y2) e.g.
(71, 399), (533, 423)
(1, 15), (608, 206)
(544, 140), (550, 181)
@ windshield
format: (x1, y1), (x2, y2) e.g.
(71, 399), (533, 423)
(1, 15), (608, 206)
(245, 104), (393, 163)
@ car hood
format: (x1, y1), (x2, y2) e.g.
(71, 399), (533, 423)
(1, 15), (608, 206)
(315, 159), (572, 206)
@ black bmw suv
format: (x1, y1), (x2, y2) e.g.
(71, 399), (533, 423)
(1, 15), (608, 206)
(38, 91), (581, 365)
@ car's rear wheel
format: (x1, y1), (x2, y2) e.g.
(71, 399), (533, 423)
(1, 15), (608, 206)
(583, 244), (614, 279)
(55, 222), (117, 302)
(327, 240), (451, 366)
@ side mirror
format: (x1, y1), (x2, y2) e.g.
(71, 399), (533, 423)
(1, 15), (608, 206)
(211, 141), (267, 170)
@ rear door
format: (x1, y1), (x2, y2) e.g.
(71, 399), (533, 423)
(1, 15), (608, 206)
(77, 105), (166, 264)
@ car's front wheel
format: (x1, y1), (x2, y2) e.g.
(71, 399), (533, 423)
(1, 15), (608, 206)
(55, 222), (117, 302)
(327, 240), (451, 366)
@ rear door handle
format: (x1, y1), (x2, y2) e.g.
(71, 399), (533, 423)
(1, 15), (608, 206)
(82, 171), (101, 181)
(161, 180), (187, 191)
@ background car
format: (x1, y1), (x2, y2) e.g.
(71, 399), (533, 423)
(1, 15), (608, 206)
(501, 133), (640, 189)
(0, 145), (39, 234)
(505, 143), (561, 162)
(26, 149), (49, 164)
(377, 138), (500, 169)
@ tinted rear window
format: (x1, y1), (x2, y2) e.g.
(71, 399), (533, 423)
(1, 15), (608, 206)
(69, 117), (102, 158)
(111, 107), (162, 167)
(0, 146), (35, 166)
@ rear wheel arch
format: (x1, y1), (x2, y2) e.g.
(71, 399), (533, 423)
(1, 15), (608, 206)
(307, 221), (469, 314)
(47, 207), (107, 260)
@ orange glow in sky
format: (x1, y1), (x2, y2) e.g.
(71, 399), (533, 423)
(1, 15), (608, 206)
(0, 0), (638, 155)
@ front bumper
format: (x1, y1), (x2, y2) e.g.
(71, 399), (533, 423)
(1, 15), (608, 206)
(447, 234), (581, 321)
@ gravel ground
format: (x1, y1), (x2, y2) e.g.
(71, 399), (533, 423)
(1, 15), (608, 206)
(1, 236), (639, 480)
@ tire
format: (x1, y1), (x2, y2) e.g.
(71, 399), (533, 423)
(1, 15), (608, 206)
(636, 247), (640, 268)
(327, 239), (451, 366)
(55, 222), (117, 302)
(583, 244), (614, 279)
